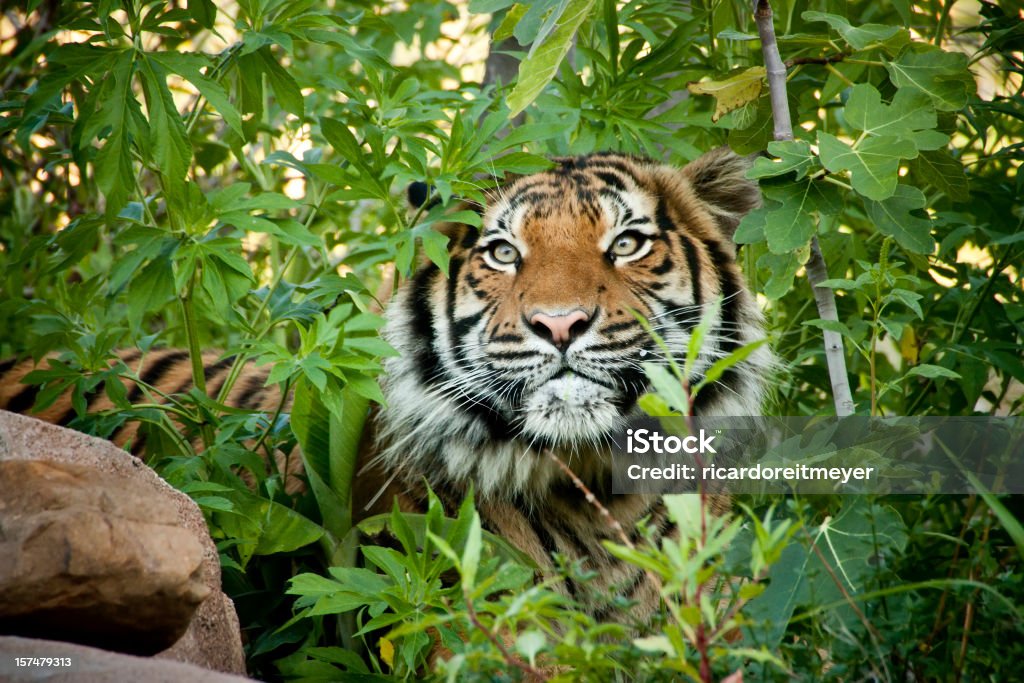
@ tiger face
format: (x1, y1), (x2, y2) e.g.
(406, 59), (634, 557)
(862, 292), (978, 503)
(378, 148), (770, 500)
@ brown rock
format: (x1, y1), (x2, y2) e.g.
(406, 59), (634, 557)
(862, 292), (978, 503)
(0, 411), (246, 674)
(0, 636), (252, 682)
(0, 459), (208, 654)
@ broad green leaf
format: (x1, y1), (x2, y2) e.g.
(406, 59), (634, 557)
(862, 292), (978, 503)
(127, 256), (174, 329)
(864, 185), (936, 253)
(843, 84), (935, 138)
(688, 66), (766, 122)
(292, 378), (369, 542)
(817, 132), (916, 200)
(728, 96), (772, 154)
(344, 373), (386, 405)
(757, 250), (805, 300)
(884, 48), (973, 111)
(744, 499), (908, 648)
(24, 44), (117, 118)
(254, 499), (325, 555)
(759, 180), (839, 253)
(748, 140), (816, 180)
(469, 0), (515, 12)
(515, 631), (546, 666)
(494, 4), (528, 42)
(507, 0), (596, 117)
(910, 149), (970, 202)
(695, 339), (768, 394)
(188, 0), (217, 28)
(802, 11), (905, 50)
(733, 206), (766, 245)
(346, 512), (537, 570)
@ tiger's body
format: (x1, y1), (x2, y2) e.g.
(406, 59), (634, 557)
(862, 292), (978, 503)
(1, 148), (769, 624)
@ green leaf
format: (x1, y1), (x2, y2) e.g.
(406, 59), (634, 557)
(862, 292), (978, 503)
(149, 52), (244, 138)
(843, 84), (936, 138)
(864, 185), (935, 253)
(507, 0), (596, 117)
(92, 51), (137, 215)
(728, 95), (772, 154)
(758, 250), (805, 300)
(419, 226), (451, 276)
(469, 0), (515, 12)
(695, 339), (768, 395)
(643, 363), (690, 414)
(884, 48), (973, 111)
(188, 0), (217, 28)
(24, 45), (117, 119)
(817, 132), (916, 201)
(687, 66), (766, 122)
(254, 499), (325, 555)
(802, 319), (852, 337)
(344, 373), (386, 405)
(909, 149), (969, 202)
(905, 364), (961, 380)
(801, 11), (904, 50)
(258, 48), (304, 118)
(744, 499), (908, 648)
(127, 255), (174, 329)
(759, 180), (839, 253)
(139, 57), (193, 212)
(734, 206), (766, 244)
(748, 140), (816, 180)
(515, 631), (546, 666)
(320, 117), (362, 162)
(461, 511), (483, 588)
(344, 336), (399, 357)
(291, 378), (368, 542)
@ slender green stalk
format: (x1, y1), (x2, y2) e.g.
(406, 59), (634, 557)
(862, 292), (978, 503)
(178, 267), (214, 447)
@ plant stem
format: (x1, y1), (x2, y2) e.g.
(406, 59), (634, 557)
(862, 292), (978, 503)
(179, 267), (215, 447)
(754, 0), (855, 416)
(461, 588), (546, 680)
(934, 0), (959, 46)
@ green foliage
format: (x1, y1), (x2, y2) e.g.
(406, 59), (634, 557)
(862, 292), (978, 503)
(1, 0), (1022, 680)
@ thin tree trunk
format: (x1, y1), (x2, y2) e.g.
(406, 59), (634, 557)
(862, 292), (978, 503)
(753, 0), (856, 416)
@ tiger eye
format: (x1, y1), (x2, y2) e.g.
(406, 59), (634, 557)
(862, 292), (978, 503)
(611, 233), (643, 257)
(489, 240), (520, 265)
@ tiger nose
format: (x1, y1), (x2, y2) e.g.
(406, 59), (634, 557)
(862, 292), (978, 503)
(528, 309), (591, 350)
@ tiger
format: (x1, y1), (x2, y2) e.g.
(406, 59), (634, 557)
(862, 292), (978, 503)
(0, 147), (769, 624)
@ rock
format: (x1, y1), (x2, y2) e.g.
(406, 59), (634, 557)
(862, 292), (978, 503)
(0, 411), (246, 675)
(0, 459), (208, 653)
(0, 636), (252, 682)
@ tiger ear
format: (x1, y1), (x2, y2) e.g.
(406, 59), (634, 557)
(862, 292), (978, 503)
(680, 147), (761, 238)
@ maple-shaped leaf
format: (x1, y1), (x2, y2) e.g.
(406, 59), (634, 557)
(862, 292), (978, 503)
(864, 185), (936, 253)
(817, 132), (917, 201)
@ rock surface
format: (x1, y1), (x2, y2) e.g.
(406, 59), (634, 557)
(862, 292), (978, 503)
(0, 459), (208, 652)
(0, 636), (251, 682)
(0, 410), (247, 675)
